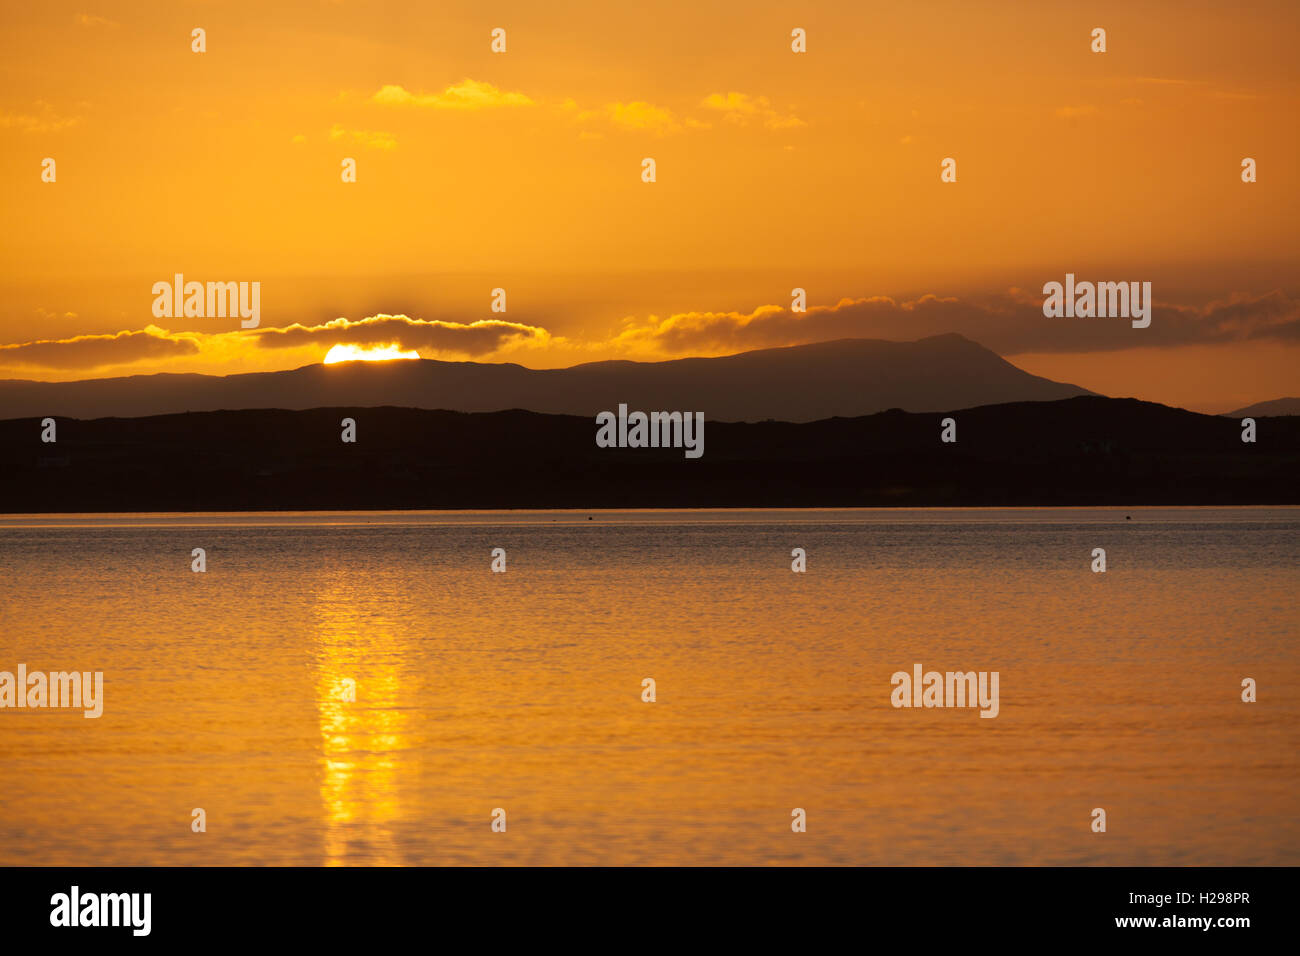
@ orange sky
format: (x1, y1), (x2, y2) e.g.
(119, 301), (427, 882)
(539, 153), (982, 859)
(1, 0), (1297, 412)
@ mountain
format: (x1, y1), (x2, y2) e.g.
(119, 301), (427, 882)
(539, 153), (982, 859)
(1225, 397), (1300, 418)
(0, 334), (1094, 422)
(2, 396), (1294, 511)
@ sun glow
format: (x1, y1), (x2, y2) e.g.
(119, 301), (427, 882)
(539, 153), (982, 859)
(323, 343), (421, 364)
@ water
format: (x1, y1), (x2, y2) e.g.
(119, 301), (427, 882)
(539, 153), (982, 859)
(1, 508), (1296, 865)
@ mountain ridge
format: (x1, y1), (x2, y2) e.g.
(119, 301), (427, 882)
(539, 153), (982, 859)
(1225, 397), (1300, 418)
(0, 334), (1095, 423)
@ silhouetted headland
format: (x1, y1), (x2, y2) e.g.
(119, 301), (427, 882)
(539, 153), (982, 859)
(1, 396), (1294, 511)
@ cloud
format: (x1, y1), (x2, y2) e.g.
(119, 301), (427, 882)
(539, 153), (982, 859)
(598, 289), (1300, 358)
(1110, 76), (1260, 102)
(1055, 105), (1098, 119)
(359, 82), (795, 138)
(371, 80), (533, 110)
(600, 298), (984, 357)
(575, 100), (682, 134)
(251, 315), (550, 355)
(700, 92), (805, 130)
(0, 326), (199, 370)
(74, 13), (118, 28)
(1131, 76), (1199, 87)
(328, 124), (396, 150)
(1177, 290), (1300, 341)
(7, 290), (1295, 376)
(701, 92), (763, 117)
(0, 315), (550, 374)
(0, 101), (81, 133)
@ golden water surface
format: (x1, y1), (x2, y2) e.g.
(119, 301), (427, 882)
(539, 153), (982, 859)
(1, 508), (1296, 865)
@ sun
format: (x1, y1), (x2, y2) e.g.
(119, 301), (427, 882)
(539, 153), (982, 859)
(323, 343), (421, 364)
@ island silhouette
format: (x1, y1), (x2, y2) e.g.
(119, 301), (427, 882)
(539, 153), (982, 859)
(2, 395), (1294, 511)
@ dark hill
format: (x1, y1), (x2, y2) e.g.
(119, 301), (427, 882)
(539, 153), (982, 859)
(0, 334), (1093, 423)
(0, 396), (1293, 511)
(1225, 397), (1300, 418)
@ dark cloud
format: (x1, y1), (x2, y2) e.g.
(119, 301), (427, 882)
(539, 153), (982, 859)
(252, 314), (548, 355)
(0, 327), (199, 370)
(3, 289), (1294, 375)
(611, 289), (1300, 356)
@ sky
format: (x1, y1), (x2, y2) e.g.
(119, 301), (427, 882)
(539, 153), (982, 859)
(1, 0), (1297, 412)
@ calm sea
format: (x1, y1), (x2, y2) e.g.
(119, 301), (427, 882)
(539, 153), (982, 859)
(1, 508), (1296, 865)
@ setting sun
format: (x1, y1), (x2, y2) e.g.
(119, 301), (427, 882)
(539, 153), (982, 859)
(323, 344), (421, 364)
